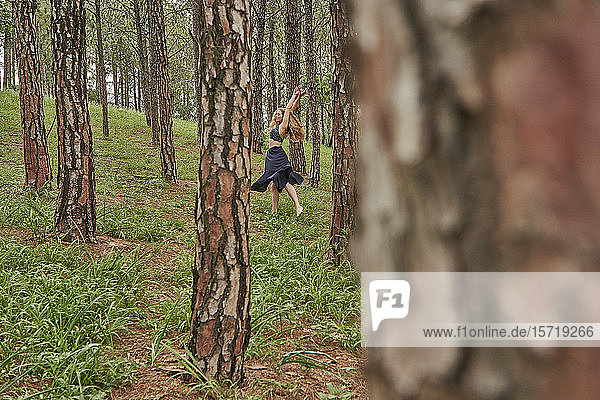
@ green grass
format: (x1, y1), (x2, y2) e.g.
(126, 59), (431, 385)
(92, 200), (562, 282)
(0, 240), (144, 398)
(0, 89), (361, 399)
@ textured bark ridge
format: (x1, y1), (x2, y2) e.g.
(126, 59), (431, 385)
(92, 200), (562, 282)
(267, 21), (277, 115)
(285, 0), (307, 174)
(51, 0), (96, 242)
(94, 0), (109, 139)
(15, 0), (52, 190)
(133, 0), (151, 128)
(251, 0), (266, 154)
(188, 0), (252, 384)
(148, 0), (177, 182)
(305, 0), (321, 188)
(330, 0), (357, 264)
(354, 0), (600, 398)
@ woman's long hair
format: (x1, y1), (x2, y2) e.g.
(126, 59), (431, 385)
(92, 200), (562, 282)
(269, 108), (306, 141)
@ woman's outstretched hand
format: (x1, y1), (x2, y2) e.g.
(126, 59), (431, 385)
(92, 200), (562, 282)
(294, 87), (307, 98)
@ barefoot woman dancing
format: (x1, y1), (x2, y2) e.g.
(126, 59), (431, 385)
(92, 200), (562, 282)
(251, 88), (306, 216)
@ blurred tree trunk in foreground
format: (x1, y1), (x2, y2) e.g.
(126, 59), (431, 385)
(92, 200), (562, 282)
(14, 0), (52, 190)
(188, 0), (252, 384)
(51, 0), (96, 242)
(354, 0), (600, 399)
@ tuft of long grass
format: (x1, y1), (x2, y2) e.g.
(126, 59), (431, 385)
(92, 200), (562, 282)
(0, 239), (145, 398)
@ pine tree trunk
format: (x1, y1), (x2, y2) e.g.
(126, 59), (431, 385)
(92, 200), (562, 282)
(15, 0), (52, 190)
(4, 30), (13, 90)
(51, 0), (96, 242)
(285, 0), (306, 174)
(252, 0), (266, 154)
(120, 65), (125, 106)
(137, 68), (142, 112)
(268, 21), (277, 115)
(38, 26), (48, 96)
(133, 0), (151, 126)
(187, 0), (251, 384)
(355, 1), (600, 399)
(133, 69), (137, 110)
(112, 55), (119, 105)
(192, 0), (202, 142)
(124, 68), (130, 108)
(148, 0), (176, 182)
(329, 0), (357, 264)
(94, 0), (109, 138)
(304, 0), (320, 187)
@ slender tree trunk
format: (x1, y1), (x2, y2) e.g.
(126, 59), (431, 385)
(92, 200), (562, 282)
(124, 68), (130, 108)
(252, 0), (266, 154)
(148, 0), (176, 182)
(120, 64), (125, 106)
(147, 3), (159, 145)
(112, 54), (119, 105)
(285, 0), (306, 174)
(4, 29), (13, 90)
(187, 0), (251, 384)
(94, 0), (109, 138)
(133, 0), (151, 126)
(192, 0), (202, 142)
(137, 68), (142, 112)
(320, 103), (325, 145)
(15, 0), (52, 190)
(268, 20), (277, 114)
(51, 0), (96, 242)
(355, 1), (600, 399)
(305, 0), (320, 187)
(329, 0), (357, 264)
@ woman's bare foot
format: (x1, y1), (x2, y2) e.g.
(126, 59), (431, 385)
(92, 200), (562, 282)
(296, 206), (303, 217)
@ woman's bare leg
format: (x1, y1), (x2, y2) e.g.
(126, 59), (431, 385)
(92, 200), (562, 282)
(270, 182), (279, 213)
(284, 183), (303, 216)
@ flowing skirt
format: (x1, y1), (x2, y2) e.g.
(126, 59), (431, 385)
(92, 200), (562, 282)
(251, 146), (303, 192)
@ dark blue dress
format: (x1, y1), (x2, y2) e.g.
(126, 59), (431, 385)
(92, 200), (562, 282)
(251, 126), (304, 193)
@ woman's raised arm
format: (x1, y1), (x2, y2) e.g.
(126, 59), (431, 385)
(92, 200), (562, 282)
(280, 87), (306, 138)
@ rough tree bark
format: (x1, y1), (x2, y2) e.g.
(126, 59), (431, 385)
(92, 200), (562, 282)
(187, 0), (251, 384)
(14, 0), (52, 190)
(329, 0), (357, 264)
(285, 0), (306, 174)
(354, 0), (600, 399)
(94, 0), (109, 138)
(51, 0), (96, 242)
(148, 37), (159, 145)
(251, 0), (266, 154)
(304, 0), (320, 187)
(148, 0), (177, 182)
(268, 20), (277, 115)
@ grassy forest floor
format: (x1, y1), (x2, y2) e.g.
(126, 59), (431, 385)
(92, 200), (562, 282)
(0, 90), (366, 400)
